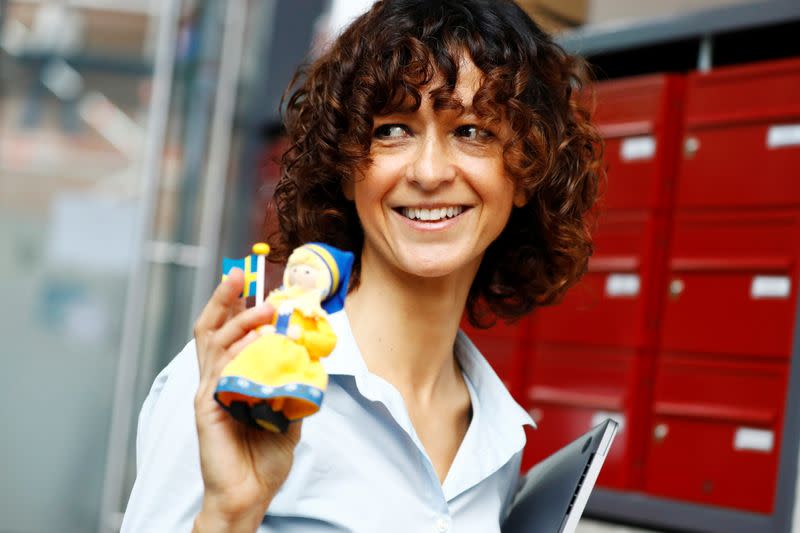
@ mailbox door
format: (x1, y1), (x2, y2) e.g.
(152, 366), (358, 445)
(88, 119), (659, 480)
(594, 74), (685, 210)
(678, 58), (800, 209)
(662, 211), (800, 359)
(644, 356), (789, 513)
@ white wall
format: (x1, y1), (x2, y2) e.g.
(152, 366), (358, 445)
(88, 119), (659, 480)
(587, 0), (759, 25)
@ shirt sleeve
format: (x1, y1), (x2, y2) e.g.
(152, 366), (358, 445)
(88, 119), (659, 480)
(120, 340), (204, 533)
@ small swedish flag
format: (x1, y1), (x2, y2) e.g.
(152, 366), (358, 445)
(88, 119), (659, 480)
(221, 243), (269, 298)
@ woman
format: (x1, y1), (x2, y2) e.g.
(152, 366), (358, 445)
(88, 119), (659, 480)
(121, 0), (601, 531)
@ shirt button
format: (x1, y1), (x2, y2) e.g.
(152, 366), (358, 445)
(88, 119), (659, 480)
(435, 517), (450, 532)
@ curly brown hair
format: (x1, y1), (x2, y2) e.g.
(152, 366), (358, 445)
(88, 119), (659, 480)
(268, 0), (603, 327)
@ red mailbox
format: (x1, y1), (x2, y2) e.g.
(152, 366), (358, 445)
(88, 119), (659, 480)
(644, 355), (790, 513)
(678, 57), (800, 209)
(593, 74), (686, 211)
(662, 210), (800, 360)
(524, 73), (687, 493)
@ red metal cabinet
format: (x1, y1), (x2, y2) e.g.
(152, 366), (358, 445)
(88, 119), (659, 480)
(524, 74), (686, 493)
(593, 75), (686, 210)
(522, 344), (634, 488)
(661, 210), (800, 359)
(644, 356), (790, 513)
(678, 58), (800, 209)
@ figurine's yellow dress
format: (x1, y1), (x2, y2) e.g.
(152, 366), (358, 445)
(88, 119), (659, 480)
(215, 288), (337, 426)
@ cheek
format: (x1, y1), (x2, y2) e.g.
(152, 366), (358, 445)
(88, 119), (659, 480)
(476, 169), (517, 234)
(353, 169), (395, 221)
(476, 163), (516, 206)
(358, 154), (406, 194)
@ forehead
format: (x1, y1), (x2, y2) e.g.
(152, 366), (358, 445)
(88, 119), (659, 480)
(442, 57), (482, 104)
(379, 53), (485, 116)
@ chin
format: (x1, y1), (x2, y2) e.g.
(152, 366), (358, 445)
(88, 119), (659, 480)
(396, 248), (479, 280)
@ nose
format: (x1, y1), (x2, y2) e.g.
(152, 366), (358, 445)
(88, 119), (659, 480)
(406, 134), (456, 191)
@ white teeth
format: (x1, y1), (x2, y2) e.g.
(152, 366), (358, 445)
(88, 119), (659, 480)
(401, 206), (464, 221)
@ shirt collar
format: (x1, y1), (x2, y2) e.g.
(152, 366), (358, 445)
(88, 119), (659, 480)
(323, 309), (535, 432)
(322, 310), (369, 378)
(322, 309), (536, 428)
(454, 330), (536, 430)
(322, 309), (535, 500)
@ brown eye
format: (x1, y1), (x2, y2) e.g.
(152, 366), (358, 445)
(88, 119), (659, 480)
(455, 125), (493, 140)
(374, 124), (410, 139)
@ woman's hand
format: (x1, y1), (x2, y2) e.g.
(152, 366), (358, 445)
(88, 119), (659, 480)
(192, 268), (302, 533)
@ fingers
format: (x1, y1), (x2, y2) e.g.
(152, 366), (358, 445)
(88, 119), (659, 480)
(213, 303), (274, 351)
(193, 271), (275, 417)
(195, 269), (245, 335)
(286, 420), (302, 444)
(228, 329), (259, 358)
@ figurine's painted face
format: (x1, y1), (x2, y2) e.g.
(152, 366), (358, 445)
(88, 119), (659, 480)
(287, 263), (320, 291)
(344, 55), (525, 280)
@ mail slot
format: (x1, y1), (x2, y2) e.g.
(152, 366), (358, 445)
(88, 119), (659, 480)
(523, 344), (634, 489)
(594, 74), (686, 210)
(678, 57), (800, 209)
(644, 356), (789, 513)
(662, 211), (800, 359)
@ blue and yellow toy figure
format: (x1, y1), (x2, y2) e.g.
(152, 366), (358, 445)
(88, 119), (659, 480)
(215, 242), (354, 432)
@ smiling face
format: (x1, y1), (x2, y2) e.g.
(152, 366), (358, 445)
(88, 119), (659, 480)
(284, 248), (334, 297)
(287, 263), (319, 290)
(344, 57), (525, 282)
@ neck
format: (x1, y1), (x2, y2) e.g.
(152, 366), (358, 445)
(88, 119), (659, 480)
(344, 247), (480, 405)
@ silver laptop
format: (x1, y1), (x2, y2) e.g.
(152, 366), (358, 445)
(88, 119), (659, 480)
(502, 419), (619, 533)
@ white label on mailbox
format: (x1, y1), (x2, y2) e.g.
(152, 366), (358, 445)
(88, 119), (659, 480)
(734, 427), (774, 453)
(767, 124), (800, 148)
(592, 411), (625, 432)
(620, 135), (656, 161)
(605, 273), (640, 297)
(750, 275), (791, 299)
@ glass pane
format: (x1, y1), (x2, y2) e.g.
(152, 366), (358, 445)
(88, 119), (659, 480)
(0, 1), (175, 531)
(0, 0), (301, 530)
(115, 0), (250, 526)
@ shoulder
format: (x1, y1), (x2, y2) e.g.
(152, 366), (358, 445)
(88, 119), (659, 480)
(121, 340), (202, 533)
(138, 340), (199, 453)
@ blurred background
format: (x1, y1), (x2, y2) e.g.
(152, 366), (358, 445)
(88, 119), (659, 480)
(1, 1), (799, 532)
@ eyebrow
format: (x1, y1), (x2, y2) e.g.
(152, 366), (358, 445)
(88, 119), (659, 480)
(378, 105), (478, 118)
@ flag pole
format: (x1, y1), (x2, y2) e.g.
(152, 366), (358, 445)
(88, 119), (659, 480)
(252, 242), (270, 307)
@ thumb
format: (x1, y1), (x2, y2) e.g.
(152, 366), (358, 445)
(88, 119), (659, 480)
(286, 420), (303, 445)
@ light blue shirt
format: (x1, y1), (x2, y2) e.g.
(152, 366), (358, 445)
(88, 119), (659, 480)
(122, 310), (534, 533)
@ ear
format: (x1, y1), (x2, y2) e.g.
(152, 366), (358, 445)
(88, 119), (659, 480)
(342, 177), (355, 201)
(513, 188), (527, 208)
